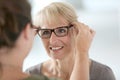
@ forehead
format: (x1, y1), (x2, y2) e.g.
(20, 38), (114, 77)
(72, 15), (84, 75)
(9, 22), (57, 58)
(41, 16), (69, 29)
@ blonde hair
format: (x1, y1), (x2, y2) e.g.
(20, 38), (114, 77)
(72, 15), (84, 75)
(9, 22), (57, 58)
(34, 2), (78, 27)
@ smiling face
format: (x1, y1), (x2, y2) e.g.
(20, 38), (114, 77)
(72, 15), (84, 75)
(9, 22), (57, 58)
(34, 2), (78, 60)
(40, 17), (73, 60)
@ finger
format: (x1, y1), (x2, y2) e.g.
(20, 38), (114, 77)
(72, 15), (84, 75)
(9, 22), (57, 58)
(74, 22), (90, 36)
(51, 59), (58, 76)
(90, 29), (96, 40)
(52, 59), (61, 77)
(91, 29), (96, 36)
(89, 29), (96, 37)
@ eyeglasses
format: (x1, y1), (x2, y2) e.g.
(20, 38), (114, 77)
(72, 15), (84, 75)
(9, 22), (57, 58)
(37, 25), (73, 39)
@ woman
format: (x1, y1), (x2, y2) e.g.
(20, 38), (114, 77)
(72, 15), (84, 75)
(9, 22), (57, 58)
(26, 2), (115, 80)
(0, 0), (59, 80)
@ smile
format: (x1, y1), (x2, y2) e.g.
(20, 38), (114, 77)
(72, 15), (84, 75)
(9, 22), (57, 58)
(50, 46), (63, 51)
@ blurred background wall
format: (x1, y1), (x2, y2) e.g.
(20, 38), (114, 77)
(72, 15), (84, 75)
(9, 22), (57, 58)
(24, 0), (120, 80)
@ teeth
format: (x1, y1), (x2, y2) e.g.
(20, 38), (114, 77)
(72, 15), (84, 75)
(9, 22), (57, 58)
(51, 47), (62, 50)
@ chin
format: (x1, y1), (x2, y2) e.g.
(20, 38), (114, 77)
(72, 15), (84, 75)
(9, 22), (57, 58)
(49, 51), (65, 60)
(51, 55), (64, 60)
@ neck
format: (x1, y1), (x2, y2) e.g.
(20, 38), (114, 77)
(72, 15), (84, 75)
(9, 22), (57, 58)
(0, 63), (2, 79)
(0, 47), (24, 70)
(1, 63), (22, 71)
(0, 63), (28, 80)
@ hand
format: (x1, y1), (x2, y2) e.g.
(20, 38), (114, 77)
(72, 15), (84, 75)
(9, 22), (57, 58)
(72, 21), (95, 54)
(50, 59), (61, 77)
(70, 21), (95, 80)
(42, 59), (62, 78)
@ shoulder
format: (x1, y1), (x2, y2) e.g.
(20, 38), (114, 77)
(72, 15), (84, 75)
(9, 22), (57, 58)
(25, 63), (43, 76)
(90, 60), (116, 80)
(25, 60), (52, 76)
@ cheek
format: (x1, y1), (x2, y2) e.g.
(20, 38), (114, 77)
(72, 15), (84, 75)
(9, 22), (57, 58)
(62, 36), (72, 50)
(64, 37), (71, 45)
(65, 34), (75, 51)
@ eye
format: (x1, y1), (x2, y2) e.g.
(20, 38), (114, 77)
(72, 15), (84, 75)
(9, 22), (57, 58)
(41, 30), (51, 36)
(56, 28), (67, 34)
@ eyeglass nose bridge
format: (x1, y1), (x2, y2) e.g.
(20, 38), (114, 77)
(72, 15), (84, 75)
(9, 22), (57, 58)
(50, 29), (58, 37)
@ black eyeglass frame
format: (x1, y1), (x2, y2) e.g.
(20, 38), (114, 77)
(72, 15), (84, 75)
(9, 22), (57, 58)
(36, 24), (73, 39)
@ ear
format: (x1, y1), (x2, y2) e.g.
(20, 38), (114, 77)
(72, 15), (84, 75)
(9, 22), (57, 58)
(22, 23), (31, 40)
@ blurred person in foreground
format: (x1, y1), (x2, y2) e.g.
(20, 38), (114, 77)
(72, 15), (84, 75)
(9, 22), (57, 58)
(0, 0), (60, 80)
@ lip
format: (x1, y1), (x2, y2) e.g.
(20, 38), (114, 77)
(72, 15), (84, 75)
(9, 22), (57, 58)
(49, 46), (63, 53)
(49, 46), (64, 59)
(48, 41), (64, 59)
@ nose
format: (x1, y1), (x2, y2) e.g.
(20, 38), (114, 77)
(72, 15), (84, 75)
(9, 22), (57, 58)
(49, 32), (58, 43)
